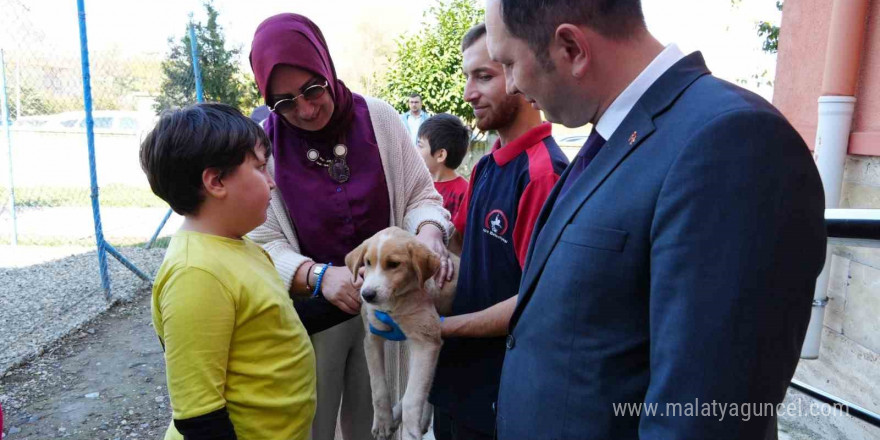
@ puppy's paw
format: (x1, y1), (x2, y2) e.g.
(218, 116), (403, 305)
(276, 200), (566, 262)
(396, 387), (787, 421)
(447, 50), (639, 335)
(401, 426), (425, 440)
(371, 411), (398, 440)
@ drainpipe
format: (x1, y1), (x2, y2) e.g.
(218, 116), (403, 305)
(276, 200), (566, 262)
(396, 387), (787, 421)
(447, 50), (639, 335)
(803, 0), (870, 359)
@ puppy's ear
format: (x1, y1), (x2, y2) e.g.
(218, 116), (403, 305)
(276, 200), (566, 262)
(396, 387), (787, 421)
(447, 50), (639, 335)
(345, 241), (368, 283)
(409, 241), (440, 289)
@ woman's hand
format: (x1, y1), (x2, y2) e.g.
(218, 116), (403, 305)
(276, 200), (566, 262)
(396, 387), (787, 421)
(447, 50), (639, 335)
(416, 223), (454, 288)
(319, 266), (362, 315)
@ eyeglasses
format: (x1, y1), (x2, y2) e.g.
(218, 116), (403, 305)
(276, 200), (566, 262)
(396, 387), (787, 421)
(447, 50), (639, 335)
(269, 81), (329, 114)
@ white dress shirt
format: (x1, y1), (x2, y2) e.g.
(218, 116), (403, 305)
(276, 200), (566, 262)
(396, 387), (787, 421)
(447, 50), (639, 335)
(594, 44), (686, 140)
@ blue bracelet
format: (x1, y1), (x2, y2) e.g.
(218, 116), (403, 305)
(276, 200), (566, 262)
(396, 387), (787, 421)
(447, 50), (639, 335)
(313, 262), (332, 298)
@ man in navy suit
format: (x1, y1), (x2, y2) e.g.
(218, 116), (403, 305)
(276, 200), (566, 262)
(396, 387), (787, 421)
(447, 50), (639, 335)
(485, 1), (827, 438)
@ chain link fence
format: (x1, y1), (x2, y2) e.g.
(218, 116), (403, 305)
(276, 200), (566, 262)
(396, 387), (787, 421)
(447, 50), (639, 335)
(0, 0), (184, 253)
(0, 0), (233, 301)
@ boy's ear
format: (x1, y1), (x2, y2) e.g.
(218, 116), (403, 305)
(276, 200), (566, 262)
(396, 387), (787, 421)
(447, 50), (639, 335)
(202, 167), (227, 199)
(434, 148), (448, 164)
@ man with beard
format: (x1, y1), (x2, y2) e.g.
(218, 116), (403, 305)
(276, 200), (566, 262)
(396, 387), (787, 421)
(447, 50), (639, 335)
(429, 22), (569, 440)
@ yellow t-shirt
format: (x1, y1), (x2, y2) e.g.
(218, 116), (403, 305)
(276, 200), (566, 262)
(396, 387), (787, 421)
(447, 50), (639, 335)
(152, 231), (316, 440)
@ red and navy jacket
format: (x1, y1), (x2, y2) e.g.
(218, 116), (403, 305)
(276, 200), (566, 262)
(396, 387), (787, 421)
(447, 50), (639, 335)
(429, 123), (569, 433)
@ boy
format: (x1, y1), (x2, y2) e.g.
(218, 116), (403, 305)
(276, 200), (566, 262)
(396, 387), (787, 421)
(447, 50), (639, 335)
(417, 113), (470, 220)
(140, 103), (316, 440)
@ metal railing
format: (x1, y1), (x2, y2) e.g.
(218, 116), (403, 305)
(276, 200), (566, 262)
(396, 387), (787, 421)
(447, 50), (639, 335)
(790, 208), (880, 429)
(825, 208), (880, 248)
(790, 379), (880, 428)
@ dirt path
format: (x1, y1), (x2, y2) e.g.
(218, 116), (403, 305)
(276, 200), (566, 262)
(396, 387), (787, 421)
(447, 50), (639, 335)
(0, 283), (869, 439)
(0, 292), (170, 439)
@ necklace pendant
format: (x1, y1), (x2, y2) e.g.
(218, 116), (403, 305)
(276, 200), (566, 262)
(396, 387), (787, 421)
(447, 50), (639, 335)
(328, 157), (350, 183)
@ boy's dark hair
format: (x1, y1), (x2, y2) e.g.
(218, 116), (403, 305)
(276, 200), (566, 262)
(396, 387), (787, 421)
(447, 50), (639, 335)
(417, 113), (470, 169)
(461, 23), (487, 52)
(500, 0), (645, 68)
(139, 103), (271, 215)
(409, 93), (422, 100)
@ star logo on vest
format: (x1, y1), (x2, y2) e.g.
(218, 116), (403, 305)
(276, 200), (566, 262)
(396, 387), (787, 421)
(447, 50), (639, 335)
(483, 209), (510, 243)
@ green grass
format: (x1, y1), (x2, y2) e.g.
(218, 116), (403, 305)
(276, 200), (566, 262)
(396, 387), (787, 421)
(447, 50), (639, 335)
(130, 236), (171, 249)
(0, 184), (166, 208)
(0, 235), (172, 248)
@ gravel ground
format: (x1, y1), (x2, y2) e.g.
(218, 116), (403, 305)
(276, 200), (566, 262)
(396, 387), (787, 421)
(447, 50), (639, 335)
(0, 291), (171, 439)
(0, 246), (165, 375)
(0, 246), (93, 268)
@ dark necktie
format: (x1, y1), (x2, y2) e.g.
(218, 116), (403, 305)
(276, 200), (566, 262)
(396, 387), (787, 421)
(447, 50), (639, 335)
(558, 130), (607, 198)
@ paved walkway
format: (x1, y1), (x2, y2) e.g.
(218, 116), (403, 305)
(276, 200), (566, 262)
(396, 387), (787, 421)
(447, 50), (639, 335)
(0, 207), (183, 247)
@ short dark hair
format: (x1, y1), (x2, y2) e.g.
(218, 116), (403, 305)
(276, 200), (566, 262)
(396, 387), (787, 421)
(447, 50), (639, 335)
(500, 0), (645, 66)
(417, 113), (470, 169)
(409, 93), (422, 100)
(139, 103), (271, 215)
(462, 23), (487, 52)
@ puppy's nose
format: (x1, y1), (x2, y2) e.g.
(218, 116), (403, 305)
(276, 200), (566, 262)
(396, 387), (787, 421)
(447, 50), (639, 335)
(361, 289), (377, 303)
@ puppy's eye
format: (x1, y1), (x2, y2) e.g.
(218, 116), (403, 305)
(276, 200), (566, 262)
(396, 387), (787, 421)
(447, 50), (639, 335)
(365, 259), (371, 267)
(386, 261), (400, 269)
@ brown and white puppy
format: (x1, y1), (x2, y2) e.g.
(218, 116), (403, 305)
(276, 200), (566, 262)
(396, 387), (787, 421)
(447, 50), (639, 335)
(345, 226), (458, 440)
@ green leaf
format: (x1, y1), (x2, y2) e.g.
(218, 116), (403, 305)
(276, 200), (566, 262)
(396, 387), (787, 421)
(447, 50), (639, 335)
(155, 0), (256, 114)
(376, 0), (483, 127)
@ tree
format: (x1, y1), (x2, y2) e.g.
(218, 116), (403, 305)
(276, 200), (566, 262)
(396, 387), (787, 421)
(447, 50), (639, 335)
(155, 1), (254, 113)
(731, 0), (781, 90)
(757, 1), (783, 54)
(237, 71), (262, 114)
(4, 84), (44, 119)
(92, 49), (163, 111)
(377, 0), (484, 127)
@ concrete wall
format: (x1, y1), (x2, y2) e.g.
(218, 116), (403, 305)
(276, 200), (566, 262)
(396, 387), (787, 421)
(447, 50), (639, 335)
(781, 157), (880, 439)
(773, 1), (880, 438)
(774, 0), (880, 155)
(772, 0), (831, 151)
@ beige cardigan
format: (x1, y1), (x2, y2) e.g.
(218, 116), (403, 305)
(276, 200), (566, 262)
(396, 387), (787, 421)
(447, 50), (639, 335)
(248, 96), (451, 289)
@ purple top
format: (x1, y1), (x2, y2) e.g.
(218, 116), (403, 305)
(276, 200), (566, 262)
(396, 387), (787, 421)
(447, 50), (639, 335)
(265, 94), (391, 265)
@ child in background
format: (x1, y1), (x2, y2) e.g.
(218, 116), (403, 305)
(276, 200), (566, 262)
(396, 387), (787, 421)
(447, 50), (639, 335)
(417, 113), (470, 220)
(139, 103), (316, 440)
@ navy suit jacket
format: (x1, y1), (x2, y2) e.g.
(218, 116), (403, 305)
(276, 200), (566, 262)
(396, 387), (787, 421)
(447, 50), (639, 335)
(495, 53), (826, 440)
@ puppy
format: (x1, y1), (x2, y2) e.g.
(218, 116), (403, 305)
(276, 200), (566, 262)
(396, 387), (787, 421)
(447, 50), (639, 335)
(345, 226), (458, 440)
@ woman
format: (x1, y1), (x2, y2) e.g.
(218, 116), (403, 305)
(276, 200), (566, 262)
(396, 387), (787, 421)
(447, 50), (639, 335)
(248, 14), (453, 440)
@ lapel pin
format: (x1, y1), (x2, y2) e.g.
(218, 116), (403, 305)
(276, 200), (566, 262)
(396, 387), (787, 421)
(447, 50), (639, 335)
(629, 131), (638, 145)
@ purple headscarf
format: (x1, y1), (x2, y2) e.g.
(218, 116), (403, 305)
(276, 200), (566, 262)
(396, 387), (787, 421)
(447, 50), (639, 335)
(248, 13), (391, 266)
(249, 13), (354, 144)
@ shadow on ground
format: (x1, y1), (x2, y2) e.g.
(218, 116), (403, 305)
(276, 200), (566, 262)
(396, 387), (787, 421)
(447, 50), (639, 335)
(0, 293), (171, 439)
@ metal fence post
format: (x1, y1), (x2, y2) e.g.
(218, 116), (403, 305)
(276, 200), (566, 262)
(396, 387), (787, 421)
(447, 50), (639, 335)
(148, 16), (205, 248)
(189, 17), (205, 103)
(146, 208), (172, 249)
(0, 49), (18, 246)
(76, 0), (112, 298)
